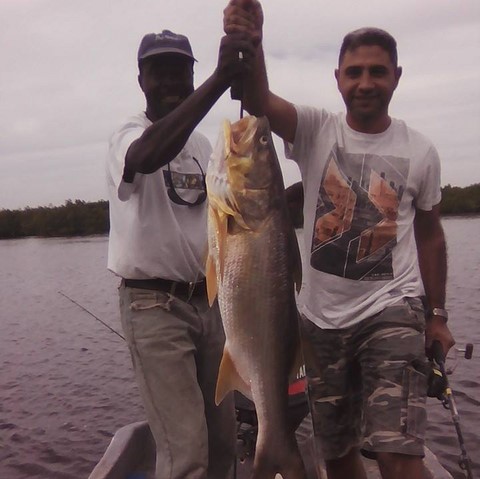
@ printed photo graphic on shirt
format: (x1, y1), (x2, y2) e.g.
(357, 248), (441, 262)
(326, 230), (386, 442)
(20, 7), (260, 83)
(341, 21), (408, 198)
(163, 170), (205, 191)
(310, 144), (409, 281)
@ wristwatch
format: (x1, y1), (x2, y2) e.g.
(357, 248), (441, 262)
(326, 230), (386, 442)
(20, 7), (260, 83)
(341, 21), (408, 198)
(429, 307), (448, 322)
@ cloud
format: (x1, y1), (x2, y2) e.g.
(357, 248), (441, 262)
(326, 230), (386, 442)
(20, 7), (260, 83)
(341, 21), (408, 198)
(1, 0), (479, 209)
(0, 142), (108, 210)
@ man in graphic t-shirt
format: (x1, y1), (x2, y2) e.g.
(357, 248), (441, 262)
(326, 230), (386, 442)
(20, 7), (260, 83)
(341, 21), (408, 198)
(224, 2), (455, 478)
(106, 29), (256, 479)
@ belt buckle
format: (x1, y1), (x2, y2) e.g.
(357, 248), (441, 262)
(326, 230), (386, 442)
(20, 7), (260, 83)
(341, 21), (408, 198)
(188, 282), (195, 297)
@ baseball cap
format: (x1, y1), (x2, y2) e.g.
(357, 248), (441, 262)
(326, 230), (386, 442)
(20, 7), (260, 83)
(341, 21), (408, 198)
(137, 30), (197, 63)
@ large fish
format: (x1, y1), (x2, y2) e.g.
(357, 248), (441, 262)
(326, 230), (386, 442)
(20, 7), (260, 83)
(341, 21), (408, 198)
(206, 115), (307, 479)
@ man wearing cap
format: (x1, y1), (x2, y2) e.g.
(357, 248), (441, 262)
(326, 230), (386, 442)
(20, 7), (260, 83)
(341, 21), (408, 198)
(106, 29), (255, 479)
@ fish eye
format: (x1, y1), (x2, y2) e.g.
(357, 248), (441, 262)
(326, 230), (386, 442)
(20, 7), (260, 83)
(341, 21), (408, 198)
(259, 135), (268, 145)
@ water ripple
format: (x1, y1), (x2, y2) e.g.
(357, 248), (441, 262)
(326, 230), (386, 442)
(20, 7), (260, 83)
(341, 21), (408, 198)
(1, 224), (479, 479)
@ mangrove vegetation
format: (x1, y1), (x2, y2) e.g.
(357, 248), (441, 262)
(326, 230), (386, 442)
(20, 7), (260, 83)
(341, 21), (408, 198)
(0, 183), (479, 239)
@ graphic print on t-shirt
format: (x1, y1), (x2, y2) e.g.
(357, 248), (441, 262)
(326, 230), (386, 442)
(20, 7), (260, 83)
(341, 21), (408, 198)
(163, 170), (205, 191)
(310, 144), (409, 281)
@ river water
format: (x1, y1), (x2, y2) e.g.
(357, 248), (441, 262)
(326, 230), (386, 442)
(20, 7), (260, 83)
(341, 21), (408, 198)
(0, 216), (478, 479)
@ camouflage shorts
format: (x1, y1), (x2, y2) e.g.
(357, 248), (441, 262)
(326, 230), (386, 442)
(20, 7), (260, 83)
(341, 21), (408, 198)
(300, 297), (429, 460)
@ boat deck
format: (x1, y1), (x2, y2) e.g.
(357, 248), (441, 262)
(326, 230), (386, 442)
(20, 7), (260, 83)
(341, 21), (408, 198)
(89, 419), (453, 479)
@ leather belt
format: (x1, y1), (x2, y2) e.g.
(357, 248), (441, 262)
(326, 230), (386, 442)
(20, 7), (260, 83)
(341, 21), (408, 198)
(123, 277), (207, 298)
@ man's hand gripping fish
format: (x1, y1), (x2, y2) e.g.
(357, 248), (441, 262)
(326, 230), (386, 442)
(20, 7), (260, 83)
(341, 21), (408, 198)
(206, 115), (307, 479)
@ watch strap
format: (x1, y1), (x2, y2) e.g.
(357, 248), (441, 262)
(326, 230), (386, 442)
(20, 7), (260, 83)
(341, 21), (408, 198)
(429, 307), (448, 321)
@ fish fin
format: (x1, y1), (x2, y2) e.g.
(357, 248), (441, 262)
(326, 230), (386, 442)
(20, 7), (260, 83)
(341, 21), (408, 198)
(215, 347), (251, 405)
(206, 206), (219, 305)
(205, 253), (218, 306)
(207, 205), (228, 280)
(216, 210), (229, 279)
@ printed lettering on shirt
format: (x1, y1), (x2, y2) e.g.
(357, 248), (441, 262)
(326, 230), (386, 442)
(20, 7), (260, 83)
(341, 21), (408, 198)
(310, 144), (409, 281)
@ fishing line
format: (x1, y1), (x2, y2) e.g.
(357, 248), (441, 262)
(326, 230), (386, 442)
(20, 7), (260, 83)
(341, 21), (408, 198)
(231, 51), (244, 119)
(58, 291), (125, 341)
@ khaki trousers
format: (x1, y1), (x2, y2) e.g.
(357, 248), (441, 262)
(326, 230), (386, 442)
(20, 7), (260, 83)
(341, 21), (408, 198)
(119, 283), (236, 479)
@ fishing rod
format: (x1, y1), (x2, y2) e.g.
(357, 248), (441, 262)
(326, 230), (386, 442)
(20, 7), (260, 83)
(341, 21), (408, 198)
(231, 51), (244, 119)
(58, 291), (125, 341)
(430, 340), (474, 479)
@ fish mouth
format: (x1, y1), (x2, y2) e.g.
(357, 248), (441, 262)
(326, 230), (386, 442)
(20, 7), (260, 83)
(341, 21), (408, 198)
(228, 116), (259, 153)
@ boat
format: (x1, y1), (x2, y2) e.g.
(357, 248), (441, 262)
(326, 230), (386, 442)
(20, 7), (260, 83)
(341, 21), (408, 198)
(89, 383), (454, 479)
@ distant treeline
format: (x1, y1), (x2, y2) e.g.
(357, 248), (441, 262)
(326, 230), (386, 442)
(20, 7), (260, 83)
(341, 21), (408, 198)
(0, 200), (109, 239)
(440, 183), (480, 215)
(0, 184), (479, 239)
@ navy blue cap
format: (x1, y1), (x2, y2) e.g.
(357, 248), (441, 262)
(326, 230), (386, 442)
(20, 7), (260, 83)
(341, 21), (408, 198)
(137, 30), (196, 63)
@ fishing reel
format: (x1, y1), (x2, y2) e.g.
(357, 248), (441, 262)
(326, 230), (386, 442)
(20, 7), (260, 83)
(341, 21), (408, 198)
(427, 343), (473, 402)
(427, 365), (448, 400)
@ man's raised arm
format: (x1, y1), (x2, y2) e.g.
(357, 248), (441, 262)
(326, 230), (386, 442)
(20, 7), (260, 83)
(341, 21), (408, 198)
(223, 0), (298, 144)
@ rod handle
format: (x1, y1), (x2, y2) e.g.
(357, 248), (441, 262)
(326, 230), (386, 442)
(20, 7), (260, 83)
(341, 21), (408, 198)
(230, 51), (244, 101)
(231, 78), (243, 101)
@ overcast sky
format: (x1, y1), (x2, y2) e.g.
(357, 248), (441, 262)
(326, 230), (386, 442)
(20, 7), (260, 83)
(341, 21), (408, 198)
(1, 0), (479, 210)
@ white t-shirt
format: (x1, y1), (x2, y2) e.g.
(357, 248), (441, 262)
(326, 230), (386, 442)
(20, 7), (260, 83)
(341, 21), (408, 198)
(287, 106), (442, 329)
(106, 112), (212, 282)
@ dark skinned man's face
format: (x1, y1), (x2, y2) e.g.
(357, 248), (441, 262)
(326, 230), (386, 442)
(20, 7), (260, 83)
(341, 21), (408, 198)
(138, 53), (194, 121)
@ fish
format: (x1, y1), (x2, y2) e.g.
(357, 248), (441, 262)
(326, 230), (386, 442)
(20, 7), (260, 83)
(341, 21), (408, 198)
(205, 115), (307, 479)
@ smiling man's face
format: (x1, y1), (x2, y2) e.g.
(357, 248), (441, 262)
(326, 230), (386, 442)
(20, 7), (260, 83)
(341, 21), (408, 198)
(335, 45), (402, 133)
(138, 53), (194, 121)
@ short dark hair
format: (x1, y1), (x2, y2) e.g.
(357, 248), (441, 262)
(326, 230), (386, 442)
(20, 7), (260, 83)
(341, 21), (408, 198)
(339, 27), (398, 67)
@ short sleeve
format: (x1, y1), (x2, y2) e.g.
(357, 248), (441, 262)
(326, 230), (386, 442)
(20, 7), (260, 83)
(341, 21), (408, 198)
(415, 145), (442, 211)
(285, 105), (329, 167)
(106, 120), (145, 201)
